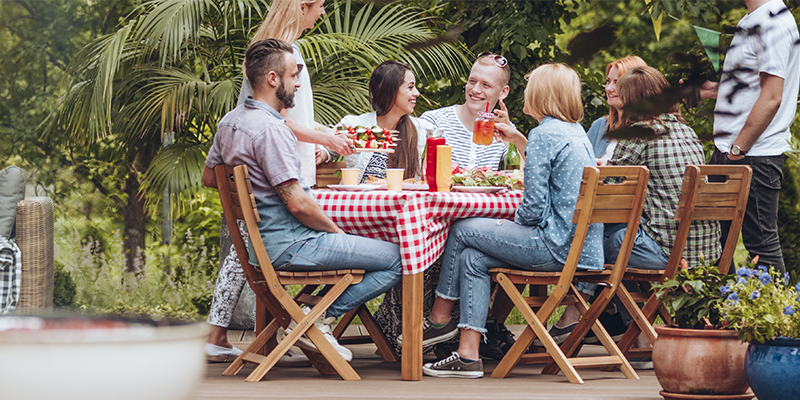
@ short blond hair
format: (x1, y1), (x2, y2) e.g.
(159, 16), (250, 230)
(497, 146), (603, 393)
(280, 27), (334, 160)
(524, 63), (583, 123)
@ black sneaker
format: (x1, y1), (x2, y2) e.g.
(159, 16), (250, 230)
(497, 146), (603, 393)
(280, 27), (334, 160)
(480, 319), (516, 360)
(532, 322), (577, 347)
(494, 321), (516, 354)
(423, 351), (484, 378)
(479, 333), (504, 360)
(583, 311), (626, 344)
(398, 318), (458, 347)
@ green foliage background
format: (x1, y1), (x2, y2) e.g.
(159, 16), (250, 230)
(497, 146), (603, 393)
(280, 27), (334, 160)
(4, 0), (800, 320)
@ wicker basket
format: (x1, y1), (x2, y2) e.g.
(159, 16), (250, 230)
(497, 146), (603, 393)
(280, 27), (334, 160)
(15, 197), (54, 311)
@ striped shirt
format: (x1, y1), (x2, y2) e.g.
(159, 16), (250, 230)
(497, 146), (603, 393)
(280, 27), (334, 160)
(420, 105), (507, 169)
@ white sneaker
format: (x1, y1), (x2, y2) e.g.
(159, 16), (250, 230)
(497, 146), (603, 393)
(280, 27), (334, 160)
(277, 306), (353, 361)
(277, 349), (311, 367)
(205, 343), (243, 363)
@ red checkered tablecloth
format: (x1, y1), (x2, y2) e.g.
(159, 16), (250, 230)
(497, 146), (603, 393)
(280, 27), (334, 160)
(314, 190), (524, 275)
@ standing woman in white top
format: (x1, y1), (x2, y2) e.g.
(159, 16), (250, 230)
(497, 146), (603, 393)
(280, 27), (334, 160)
(337, 60), (432, 183)
(585, 56), (647, 165)
(206, 0), (352, 364)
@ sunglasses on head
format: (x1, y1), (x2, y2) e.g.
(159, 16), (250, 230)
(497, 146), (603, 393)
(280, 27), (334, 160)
(477, 52), (508, 68)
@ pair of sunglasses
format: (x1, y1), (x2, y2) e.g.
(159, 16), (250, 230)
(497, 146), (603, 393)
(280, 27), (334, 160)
(477, 52), (508, 68)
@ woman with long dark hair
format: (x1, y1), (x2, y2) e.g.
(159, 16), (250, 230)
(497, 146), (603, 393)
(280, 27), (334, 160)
(339, 60), (432, 183)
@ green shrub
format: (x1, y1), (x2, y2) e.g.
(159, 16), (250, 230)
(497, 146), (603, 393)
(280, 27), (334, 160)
(53, 261), (77, 308)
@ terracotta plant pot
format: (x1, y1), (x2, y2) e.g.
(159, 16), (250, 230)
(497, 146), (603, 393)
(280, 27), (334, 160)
(745, 337), (800, 400)
(653, 325), (749, 396)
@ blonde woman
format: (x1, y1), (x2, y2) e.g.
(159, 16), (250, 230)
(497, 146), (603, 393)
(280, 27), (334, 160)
(586, 56), (647, 165)
(419, 64), (603, 378)
(207, 0), (350, 364)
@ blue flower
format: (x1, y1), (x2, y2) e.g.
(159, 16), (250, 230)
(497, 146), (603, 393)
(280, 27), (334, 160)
(750, 290), (760, 300)
(758, 272), (772, 285)
(784, 306), (795, 316)
(720, 285), (731, 296)
(737, 267), (751, 279)
(796, 282), (800, 292)
(785, 273), (790, 285)
(728, 292), (740, 304)
(757, 265), (768, 272)
(738, 277), (748, 285)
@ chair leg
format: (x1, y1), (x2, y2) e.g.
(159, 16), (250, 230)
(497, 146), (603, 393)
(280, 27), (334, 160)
(357, 305), (398, 362)
(492, 274), (583, 384)
(332, 307), (359, 339)
(223, 319), (281, 376)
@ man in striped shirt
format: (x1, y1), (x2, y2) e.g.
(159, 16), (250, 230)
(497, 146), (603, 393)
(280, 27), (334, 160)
(421, 52), (511, 169)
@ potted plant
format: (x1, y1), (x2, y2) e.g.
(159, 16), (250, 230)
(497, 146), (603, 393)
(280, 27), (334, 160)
(718, 262), (800, 400)
(651, 263), (751, 399)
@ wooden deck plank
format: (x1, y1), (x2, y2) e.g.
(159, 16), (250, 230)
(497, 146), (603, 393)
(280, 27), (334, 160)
(200, 326), (663, 399)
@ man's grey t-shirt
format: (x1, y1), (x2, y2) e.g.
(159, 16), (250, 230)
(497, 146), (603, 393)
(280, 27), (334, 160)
(205, 98), (322, 263)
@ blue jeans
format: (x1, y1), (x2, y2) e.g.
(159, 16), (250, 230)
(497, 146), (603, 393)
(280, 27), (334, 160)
(436, 218), (562, 333)
(575, 222), (668, 295)
(272, 233), (402, 318)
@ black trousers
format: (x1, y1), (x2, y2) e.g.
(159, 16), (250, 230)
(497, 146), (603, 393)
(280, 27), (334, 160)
(710, 149), (787, 274)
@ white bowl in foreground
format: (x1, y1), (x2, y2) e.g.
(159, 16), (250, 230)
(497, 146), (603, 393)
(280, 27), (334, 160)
(0, 315), (209, 400)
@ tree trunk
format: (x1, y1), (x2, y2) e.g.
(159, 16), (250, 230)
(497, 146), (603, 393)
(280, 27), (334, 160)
(121, 137), (158, 275)
(123, 168), (147, 275)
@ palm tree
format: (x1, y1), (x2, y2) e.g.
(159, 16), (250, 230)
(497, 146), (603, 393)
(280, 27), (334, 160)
(46, 0), (470, 273)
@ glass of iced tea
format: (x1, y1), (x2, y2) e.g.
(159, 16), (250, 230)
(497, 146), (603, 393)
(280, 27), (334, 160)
(473, 112), (495, 146)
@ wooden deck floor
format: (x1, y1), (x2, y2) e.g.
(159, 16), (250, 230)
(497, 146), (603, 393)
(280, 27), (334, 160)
(193, 327), (664, 400)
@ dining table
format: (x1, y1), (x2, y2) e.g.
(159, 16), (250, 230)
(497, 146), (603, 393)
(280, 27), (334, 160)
(314, 188), (524, 380)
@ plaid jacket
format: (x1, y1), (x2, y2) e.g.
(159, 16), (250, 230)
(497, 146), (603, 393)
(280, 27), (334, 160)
(610, 113), (721, 267)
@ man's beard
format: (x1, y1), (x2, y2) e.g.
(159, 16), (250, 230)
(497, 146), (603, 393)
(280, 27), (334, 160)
(276, 80), (295, 109)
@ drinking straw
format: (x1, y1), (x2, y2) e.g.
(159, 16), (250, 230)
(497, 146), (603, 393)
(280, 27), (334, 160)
(485, 102), (490, 113)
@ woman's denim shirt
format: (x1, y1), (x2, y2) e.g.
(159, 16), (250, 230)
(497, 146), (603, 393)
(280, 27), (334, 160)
(515, 116), (604, 270)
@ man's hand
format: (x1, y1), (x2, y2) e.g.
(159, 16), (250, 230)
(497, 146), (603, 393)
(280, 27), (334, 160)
(699, 80), (719, 100)
(324, 129), (356, 156)
(493, 99), (510, 125)
(727, 153), (745, 161)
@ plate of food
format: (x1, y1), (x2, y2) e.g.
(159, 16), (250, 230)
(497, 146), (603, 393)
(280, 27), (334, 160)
(452, 186), (507, 194)
(337, 125), (398, 153)
(327, 184), (382, 192)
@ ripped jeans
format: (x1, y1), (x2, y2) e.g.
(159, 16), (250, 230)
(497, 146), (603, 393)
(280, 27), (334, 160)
(436, 218), (562, 333)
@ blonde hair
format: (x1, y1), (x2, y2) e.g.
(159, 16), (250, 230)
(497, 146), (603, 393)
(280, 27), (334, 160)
(474, 56), (511, 86)
(524, 63), (583, 124)
(617, 66), (684, 125)
(605, 55), (647, 130)
(243, 0), (319, 71)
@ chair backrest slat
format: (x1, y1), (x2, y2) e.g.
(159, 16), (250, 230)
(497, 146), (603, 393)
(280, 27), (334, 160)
(663, 165), (752, 276)
(214, 164), (282, 293)
(562, 166), (649, 291)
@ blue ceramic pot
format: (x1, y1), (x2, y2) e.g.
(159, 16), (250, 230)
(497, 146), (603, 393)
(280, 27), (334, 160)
(745, 337), (800, 400)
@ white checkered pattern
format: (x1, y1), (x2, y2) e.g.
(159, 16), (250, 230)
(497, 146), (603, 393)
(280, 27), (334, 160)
(314, 190), (523, 275)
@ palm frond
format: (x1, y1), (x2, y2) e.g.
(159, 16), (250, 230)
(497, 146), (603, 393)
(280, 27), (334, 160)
(142, 142), (209, 206)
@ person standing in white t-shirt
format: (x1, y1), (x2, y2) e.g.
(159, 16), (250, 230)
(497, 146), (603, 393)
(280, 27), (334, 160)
(700, 0), (800, 273)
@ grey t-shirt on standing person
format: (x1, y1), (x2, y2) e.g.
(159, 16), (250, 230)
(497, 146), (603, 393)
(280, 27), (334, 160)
(205, 98), (322, 263)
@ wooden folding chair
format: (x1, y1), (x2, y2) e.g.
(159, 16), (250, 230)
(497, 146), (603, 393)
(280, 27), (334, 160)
(490, 166), (648, 383)
(213, 164), (393, 382)
(607, 164), (753, 365)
